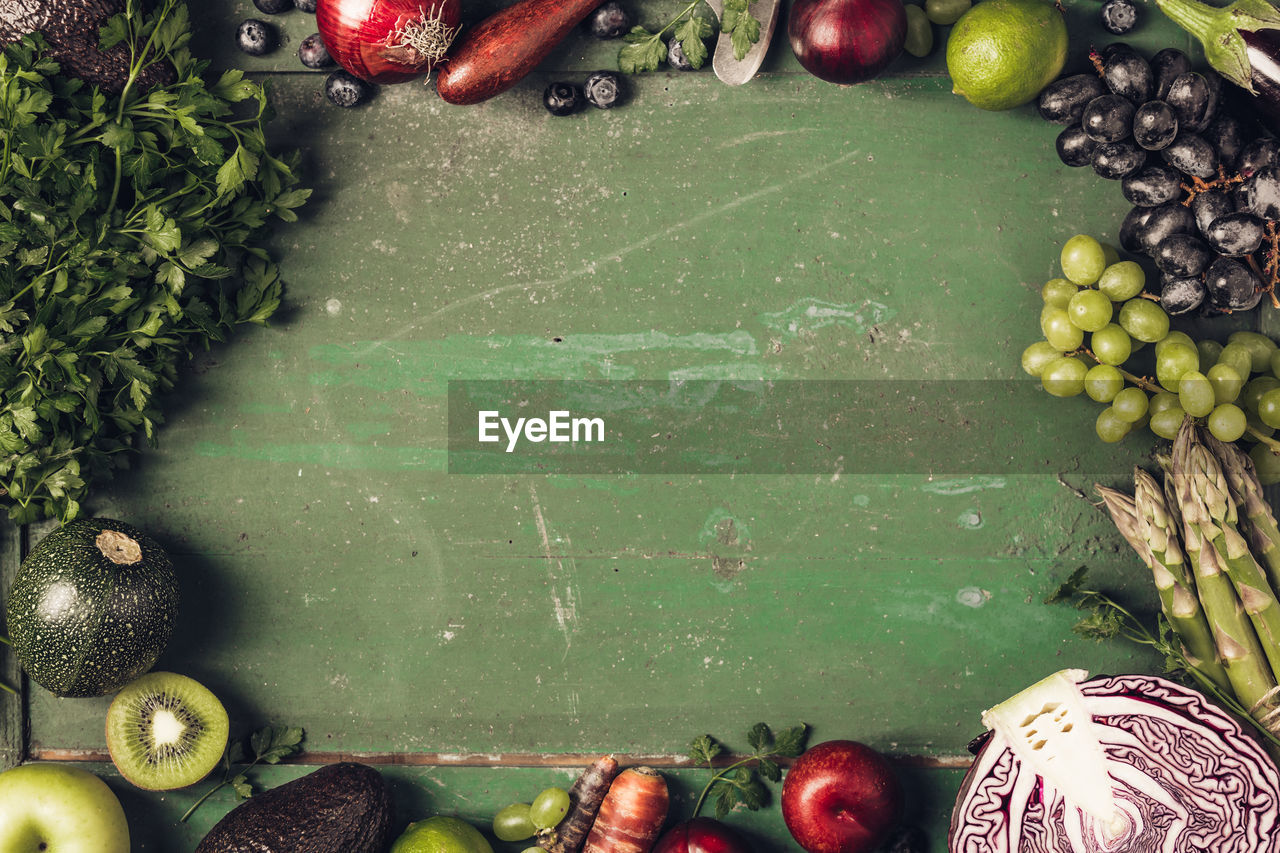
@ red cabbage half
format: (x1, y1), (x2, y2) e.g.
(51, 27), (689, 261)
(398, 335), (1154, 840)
(949, 670), (1280, 852)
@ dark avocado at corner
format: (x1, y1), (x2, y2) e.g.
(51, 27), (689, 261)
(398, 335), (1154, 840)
(196, 762), (393, 853)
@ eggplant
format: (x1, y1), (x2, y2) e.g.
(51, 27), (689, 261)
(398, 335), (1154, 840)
(1156, 0), (1280, 133)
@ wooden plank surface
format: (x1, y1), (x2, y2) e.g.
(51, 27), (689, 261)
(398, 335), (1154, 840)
(0, 1), (1244, 851)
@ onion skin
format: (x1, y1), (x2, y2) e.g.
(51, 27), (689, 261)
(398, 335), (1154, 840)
(317, 0), (462, 83)
(788, 0), (906, 85)
(435, 0), (602, 105)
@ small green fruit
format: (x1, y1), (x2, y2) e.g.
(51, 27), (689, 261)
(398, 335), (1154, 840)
(946, 0), (1069, 111)
(391, 816), (495, 853)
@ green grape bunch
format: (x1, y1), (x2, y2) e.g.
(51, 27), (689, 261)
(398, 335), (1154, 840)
(1021, 234), (1280, 484)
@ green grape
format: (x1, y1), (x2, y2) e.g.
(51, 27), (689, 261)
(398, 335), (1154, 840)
(1207, 363), (1244, 405)
(1149, 391), (1180, 415)
(1208, 404), (1248, 442)
(1102, 242), (1121, 267)
(1244, 376), (1280, 413)
(530, 788), (572, 830)
(925, 0), (971, 25)
(1042, 277), (1078, 307)
(1060, 234), (1107, 285)
(1257, 389), (1280, 429)
(1096, 261), (1145, 301)
(1198, 340), (1224, 372)
(1067, 289), (1113, 332)
(1096, 407), (1131, 443)
(1085, 364), (1125, 402)
(1155, 343), (1200, 392)
(1248, 412), (1275, 440)
(1271, 348), (1280, 380)
(1117, 298), (1170, 343)
(1090, 324), (1131, 365)
(1178, 370), (1215, 417)
(1111, 387), (1149, 422)
(1041, 307), (1085, 351)
(1150, 405), (1187, 439)
(493, 804), (537, 842)
(1154, 330), (1196, 357)
(1217, 342), (1255, 380)
(1041, 356), (1088, 398)
(1251, 443), (1280, 485)
(1021, 341), (1064, 377)
(1228, 330), (1278, 373)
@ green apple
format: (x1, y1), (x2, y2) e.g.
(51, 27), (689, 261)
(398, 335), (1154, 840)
(0, 764), (129, 853)
(390, 816), (494, 853)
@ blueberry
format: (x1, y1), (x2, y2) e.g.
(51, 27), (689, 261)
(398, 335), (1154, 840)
(583, 70), (624, 109)
(236, 19), (277, 56)
(544, 82), (584, 116)
(1101, 0), (1138, 35)
(253, 0), (292, 14)
(325, 70), (374, 107)
(668, 37), (696, 71)
(587, 1), (631, 39)
(299, 33), (334, 69)
(295, 0), (318, 10)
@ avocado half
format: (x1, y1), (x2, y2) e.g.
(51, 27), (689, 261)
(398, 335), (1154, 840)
(196, 762), (393, 853)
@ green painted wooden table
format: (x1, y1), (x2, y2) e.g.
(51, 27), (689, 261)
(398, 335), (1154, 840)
(1, 0), (1251, 850)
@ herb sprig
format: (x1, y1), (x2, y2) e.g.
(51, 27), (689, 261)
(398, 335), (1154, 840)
(0, 0), (307, 523)
(619, 0), (762, 73)
(688, 722), (809, 819)
(181, 724), (305, 822)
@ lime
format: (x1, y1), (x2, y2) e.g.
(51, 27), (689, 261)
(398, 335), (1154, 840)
(391, 817), (495, 853)
(945, 0), (1068, 111)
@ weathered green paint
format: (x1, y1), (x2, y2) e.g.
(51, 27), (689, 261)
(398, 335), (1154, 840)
(0, 1), (1257, 850)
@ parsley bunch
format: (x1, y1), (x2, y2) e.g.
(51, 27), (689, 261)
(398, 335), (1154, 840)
(688, 722), (808, 819)
(619, 0), (762, 73)
(0, 0), (308, 523)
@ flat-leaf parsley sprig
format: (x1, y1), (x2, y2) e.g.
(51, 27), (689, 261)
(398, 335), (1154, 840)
(182, 725), (305, 822)
(619, 0), (762, 73)
(688, 722), (809, 819)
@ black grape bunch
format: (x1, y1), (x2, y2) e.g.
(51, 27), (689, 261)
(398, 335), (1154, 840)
(1039, 44), (1280, 317)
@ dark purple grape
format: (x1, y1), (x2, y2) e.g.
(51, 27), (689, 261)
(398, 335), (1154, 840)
(1101, 42), (1134, 60)
(1056, 125), (1098, 167)
(1205, 211), (1266, 256)
(1205, 112), (1247, 171)
(1120, 205), (1156, 253)
(1154, 232), (1213, 277)
(1192, 189), (1236, 234)
(1238, 165), (1280, 218)
(1092, 140), (1147, 179)
(1166, 72), (1217, 133)
(1083, 94), (1135, 142)
(1151, 48), (1193, 101)
(1038, 74), (1108, 124)
(1136, 200), (1197, 255)
(1104, 47), (1154, 104)
(1162, 132), (1219, 178)
(1239, 137), (1280, 178)
(1160, 274), (1207, 315)
(1123, 163), (1183, 206)
(1132, 100), (1178, 151)
(1206, 257), (1263, 311)
(1101, 0), (1138, 34)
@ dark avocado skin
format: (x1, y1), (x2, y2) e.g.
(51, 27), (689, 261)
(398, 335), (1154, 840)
(195, 763), (394, 853)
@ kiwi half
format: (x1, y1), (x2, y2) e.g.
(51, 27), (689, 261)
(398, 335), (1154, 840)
(106, 671), (230, 790)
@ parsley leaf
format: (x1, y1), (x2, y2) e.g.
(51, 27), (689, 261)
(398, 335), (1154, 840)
(689, 722), (809, 819)
(182, 725), (306, 822)
(0, 0), (306, 523)
(617, 0), (718, 72)
(719, 0), (762, 61)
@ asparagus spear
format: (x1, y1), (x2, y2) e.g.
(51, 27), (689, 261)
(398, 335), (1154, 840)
(1171, 420), (1280, 718)
(1206, 431), (1280, 591)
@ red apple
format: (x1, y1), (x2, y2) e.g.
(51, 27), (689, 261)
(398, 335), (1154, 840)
(780, 740), (903, 853)
(652, 818), (752, 853)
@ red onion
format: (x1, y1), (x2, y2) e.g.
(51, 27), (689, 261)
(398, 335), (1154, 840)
(787, 0), (906, 85)
(653, 818), (753, 853)
(316, 0), (462, 83)
(949, 670), (1280, 853)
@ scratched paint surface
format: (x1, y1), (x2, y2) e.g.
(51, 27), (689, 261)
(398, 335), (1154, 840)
(6, 2), (1227, 850)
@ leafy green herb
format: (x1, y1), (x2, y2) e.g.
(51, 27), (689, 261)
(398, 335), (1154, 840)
(689, 722), (808, 820)
(181, 724), (305, 822)
(1048, 567), (1280, 749)
(619, 0), (760, 73)
(0, 0), (307, 523)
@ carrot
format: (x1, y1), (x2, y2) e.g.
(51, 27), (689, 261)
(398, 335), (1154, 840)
(581, 767), (669, 853)
(540, 754), (621, 853)
(434, 0), (602, 105)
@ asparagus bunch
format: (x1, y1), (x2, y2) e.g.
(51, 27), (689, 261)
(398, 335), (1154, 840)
(1095, 417), (1280, 732)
